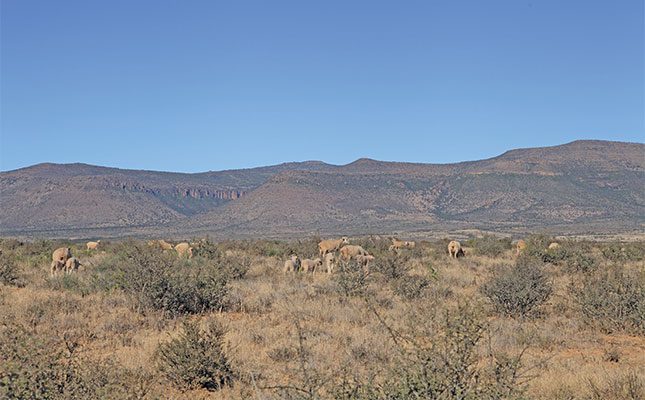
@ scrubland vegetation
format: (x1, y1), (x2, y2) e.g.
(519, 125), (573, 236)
(0, 235), (643, 399)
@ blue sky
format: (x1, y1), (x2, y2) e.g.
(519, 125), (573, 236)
(1, 0), (643, 172)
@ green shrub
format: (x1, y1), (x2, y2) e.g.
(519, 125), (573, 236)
(521, 235), (556, 263)
(376, 303), (528, 400)
(564, 250), (598, 273)
(351, 236), (392, 259)
(219, 254), (252, 280)
(0, 238), (24, 252)
(571, 267), (644, 335)
(192, 238), (223, 260)
(466, 235), (512, 257)
(0, 320), (155, 399)
(110, 247), (229, 317)
(46, 274), (92, 295)
(372, 253), (411, 281)
(0, 252), (23, 287)
(601, 242), (645, 263)
(156, 320), (234, 391)
(429, 239), (453, 258)
(520, 236), (592, 266)
(391, 275), (430, 300)
(541, 245), (571, 265)
(481, 261), (552, 318)
(333, 261), (370, 298)
(0, 321), (68, 399)
(192, 239), (251, 279)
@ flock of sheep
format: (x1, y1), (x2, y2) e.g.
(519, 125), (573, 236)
(49, 241), (103, 276)
(48, 239), (195, 277)
(48, 236), (556, 277)
(281, 236), (558, 275)
(147, 239), (195, 258)
(50, 247), (82, 276)
(283, 236), (418, 274)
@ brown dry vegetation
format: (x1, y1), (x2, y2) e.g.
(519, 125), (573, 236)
(0, 235), (643, 399)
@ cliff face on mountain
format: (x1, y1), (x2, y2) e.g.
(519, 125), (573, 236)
(1, 140), (643, 238)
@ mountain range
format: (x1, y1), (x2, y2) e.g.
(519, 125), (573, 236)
(1, 140), (643, 239)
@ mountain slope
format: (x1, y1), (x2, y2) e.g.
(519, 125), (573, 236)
(183, 140), (645, 237)
(0, 161), (334, 233)
(1, 140), (643, 237)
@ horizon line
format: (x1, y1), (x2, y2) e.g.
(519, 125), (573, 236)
(1, 138), (642, 175)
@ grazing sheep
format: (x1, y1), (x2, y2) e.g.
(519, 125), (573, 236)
(548, 242), (560, 250)
(318, 237), (349, 257)
(516, 239), (527, 256)
(86, 240), (101, 250)
(147, 240), (173, 250)
(301, 258), (322, 273)
(389, 238), (416, 252)
(174, 242), (194, 258)
(283, 255), (301, 273)
(447, 241), (464, 258)
(354, 254), (375, 273)
(65, 257), (81, 274)
(323, 252), (337, 274)
(158, 240), (174, 250)
(339, 245), (369, 262)
(52, 247), (72, 264)
(50, 260), (65, 277)
(389, 238), (407, 251)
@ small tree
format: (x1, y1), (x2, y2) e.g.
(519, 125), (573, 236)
(156, 320), (234, 391)
(481, 261), (552, 318)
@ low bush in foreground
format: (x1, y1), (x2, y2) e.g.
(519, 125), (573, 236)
(333, 303), (528, 400)
(156, 320), (234, 391)
(0, 320), (155, 400)
(571, 267), (645, 335)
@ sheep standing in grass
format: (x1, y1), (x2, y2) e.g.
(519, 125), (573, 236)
(447, 241), (464, 258)
(324, 253), (337, 274)
(354, 254), (375, 273)
(389, 238), (416, 253)
(283, 255), (301, 273)
(50, 260), (65, 277)
(86, 240), (101, 250)
(318, 237), (349, 257)
(301, 258), (322, 273)
(389, 238), (407, 252)
(339, 245), (369, 262)
(159, 240), (174, 251)
(52, 247), (72, 264)
(65, 257), (81, 274)
(175, 242), (194, 258)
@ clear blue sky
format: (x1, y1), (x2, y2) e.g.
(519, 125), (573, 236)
(1, 0), (643, 172)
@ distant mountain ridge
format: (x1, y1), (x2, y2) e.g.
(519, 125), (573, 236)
(1, 140), (643, 238)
